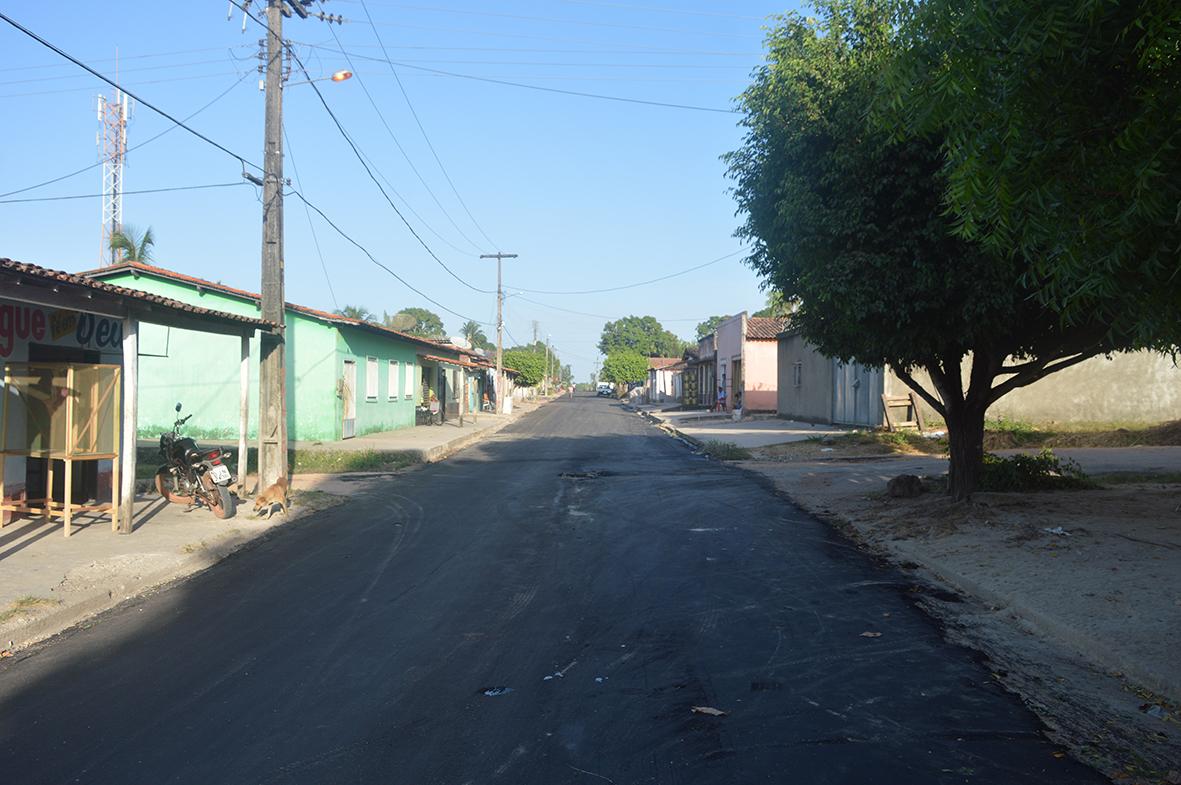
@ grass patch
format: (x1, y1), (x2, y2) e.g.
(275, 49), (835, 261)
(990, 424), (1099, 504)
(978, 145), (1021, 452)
(700, 440), (753, 461)
(136, 445), (418, 479)
(806, 429), (946, 455)
(0, 596), (60, 625)
(983, 418), (1181, 450)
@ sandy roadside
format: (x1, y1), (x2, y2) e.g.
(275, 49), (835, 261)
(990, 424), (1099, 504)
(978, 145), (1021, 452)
(737, 456), (1181, 784)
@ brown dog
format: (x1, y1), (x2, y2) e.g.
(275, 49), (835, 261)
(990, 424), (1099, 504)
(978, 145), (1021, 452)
(253, 476), (289, 519)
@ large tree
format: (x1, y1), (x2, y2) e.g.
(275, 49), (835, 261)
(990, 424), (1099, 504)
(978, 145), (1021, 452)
(460, 319), (493, 351)
(502, 349), (546, 387)
(601, 351), (648, 385)
(387, 307), (446, 340)
(599, 315), (685, 357)
(726, 0), (1136, 499)
(695, 315), (729, 341)
(885, 0), (1181, 351)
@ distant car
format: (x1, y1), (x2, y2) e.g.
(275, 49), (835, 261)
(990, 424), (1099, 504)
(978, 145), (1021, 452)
(596, 383), (614, 398)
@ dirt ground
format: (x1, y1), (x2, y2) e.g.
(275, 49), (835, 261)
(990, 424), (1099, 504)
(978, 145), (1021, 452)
(740, 457), (1181, 784)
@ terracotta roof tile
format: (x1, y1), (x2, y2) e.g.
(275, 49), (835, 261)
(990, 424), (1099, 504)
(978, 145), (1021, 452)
(1, 258), (273, 329)
(745, 316), (788, 340)
(647, 357), (682, 369)
(81, 260), (446, 350)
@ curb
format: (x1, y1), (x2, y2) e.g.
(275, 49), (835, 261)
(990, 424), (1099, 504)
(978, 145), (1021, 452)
(1, 401), (547, 655)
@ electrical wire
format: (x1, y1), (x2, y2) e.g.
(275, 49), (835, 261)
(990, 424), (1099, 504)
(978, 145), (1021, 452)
(0, 56), (249, 86)
(0, 44), (255, 73)
(509, 249), (744, 294)
(0, 70), (248, 99)
(2, 10), (489, 328)
(0, 10), (259, 171)
(516, 295), (699, 322)
(556, 1), (767, 21)
(301, 46), (739, 113)
(355, 0), (499, 250)
(1, 70), (253, 198)
(323, 20), (486, 254)
(224, 0), (496, 294)
(297, 42), (759, 56)
(0, 181), (248, 204)
(284, 127), (339, 311)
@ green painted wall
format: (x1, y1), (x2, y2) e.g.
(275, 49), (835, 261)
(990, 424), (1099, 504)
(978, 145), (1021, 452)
(91, 270), (422, 441)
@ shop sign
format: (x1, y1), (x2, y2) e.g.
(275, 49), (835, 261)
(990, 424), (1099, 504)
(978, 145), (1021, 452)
(0, 300), (123, 358)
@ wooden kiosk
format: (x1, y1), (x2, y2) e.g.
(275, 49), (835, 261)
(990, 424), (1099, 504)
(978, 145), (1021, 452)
(0, 362), (122, 536)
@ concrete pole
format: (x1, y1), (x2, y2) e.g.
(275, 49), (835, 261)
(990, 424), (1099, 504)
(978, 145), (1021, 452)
(480, 252), (517, 414)
(258, 0), (288, 488)
(238, 334), (250, 494)
(118, 317), (137, 534)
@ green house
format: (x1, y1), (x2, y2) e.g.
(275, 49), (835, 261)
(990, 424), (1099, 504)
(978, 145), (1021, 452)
(83, 262), (480, 441)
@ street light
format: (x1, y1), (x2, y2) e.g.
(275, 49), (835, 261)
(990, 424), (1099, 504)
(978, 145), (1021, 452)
(282, 69), (353, 88)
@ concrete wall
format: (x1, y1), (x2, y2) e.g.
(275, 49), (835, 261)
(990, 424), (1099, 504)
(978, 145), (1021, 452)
(888, 352), (1181, 425)
(715, 314), (744, 409)
(743, 339), (779, 412)
(777, 332), (835, 422)
(336, 325), (420, 437)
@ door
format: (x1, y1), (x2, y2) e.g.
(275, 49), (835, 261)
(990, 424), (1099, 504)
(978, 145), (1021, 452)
(832, 361), (883, 426)
(730, 359), (742, 410)
(342, 360), (357, 439)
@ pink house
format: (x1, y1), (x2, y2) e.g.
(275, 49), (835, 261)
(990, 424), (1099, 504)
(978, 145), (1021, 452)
(714, 313), (786, 412)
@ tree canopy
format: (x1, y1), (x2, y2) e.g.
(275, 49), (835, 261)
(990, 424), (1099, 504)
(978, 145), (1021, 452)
(599, 315), (686, 357)
(601, 351), (648, 385)
(694, 315), (729, 341)
(460, 320), (494, 352)
(336, 305), (376, 322)
(884, 0), (1181, 350)
(389, 307), (446, 340)
(726, 0), (1140, 498)
(502, 349), (546, 387)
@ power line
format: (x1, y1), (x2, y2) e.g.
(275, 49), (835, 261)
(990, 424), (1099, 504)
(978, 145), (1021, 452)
(509, 249), (744, 294)
(0, 56), (247, 86)
(0, 181), (248, 204)
(0, 11), (259, 171)
(1, 70), (252, 198)
(0, 44), (254, 73)
(355, 0), (499, 250)
(556, 1), (767, 21)
(0, 70), (248, 99)
(302, 46), (739, 113)
(516, 295), (700, 322)
(323, 20), (486, 254)
(297, 42), (759, 56)
(284, 127), (339, 312)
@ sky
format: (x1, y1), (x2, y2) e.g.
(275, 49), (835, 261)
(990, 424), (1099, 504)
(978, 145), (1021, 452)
(0, 0), (803, 380)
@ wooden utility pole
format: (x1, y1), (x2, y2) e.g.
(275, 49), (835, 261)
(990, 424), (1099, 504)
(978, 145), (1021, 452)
(480, 252), (517, 413)
(544, 336), (551, 396)
(257, 0), (288, 490)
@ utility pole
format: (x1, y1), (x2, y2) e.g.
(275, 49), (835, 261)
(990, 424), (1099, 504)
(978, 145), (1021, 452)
(545, 335), (551, 396)
(480, 252), (517, 413)
(532, 320), (539, 345)
(257, 0), (288, 491)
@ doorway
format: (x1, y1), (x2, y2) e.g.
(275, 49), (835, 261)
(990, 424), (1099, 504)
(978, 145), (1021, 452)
(832, 360), (884, 426)
(342, 360), (357, 439)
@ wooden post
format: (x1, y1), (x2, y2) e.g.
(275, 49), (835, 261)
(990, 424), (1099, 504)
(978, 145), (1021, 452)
(0, 365), (7, 529)
(459, 371), (466, 427)
(110, 368), (121, 532)
(119, 317), (138, 534)
(239, 334), (250, 494)
(63, 366), (74, 537)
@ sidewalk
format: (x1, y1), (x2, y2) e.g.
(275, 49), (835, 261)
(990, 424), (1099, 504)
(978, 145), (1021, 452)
(641, 407), (846, 448)
(1, 398), (550, 654)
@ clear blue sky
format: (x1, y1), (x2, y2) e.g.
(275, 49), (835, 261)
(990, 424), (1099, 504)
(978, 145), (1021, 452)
(0, 1), (801, 380)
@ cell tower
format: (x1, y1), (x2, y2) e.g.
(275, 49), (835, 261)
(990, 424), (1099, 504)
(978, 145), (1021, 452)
(97, 89), (131, 265)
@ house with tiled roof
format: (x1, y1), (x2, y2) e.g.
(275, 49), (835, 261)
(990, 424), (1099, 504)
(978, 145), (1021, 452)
(712, 312), (788, 413)
(644, 356), (685, 404)
(83, 261), (497, 441)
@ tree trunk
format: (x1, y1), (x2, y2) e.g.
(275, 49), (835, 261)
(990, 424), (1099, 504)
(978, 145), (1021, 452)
(945, 399), (987, 500)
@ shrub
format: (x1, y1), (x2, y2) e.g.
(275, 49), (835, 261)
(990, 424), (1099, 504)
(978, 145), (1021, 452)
(979, 449), (1096, 491)
(700, 440), (752, 461)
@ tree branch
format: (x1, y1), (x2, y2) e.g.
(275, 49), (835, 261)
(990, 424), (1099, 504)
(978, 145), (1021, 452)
(892, 365), (946, 418)
(987, 351), (1097, 404)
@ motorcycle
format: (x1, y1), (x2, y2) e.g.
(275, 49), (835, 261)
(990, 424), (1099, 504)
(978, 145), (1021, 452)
(154, 402), (238, 519)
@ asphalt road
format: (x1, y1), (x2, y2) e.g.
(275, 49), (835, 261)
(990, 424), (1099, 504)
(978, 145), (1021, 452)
(0, 397), (1103, 784)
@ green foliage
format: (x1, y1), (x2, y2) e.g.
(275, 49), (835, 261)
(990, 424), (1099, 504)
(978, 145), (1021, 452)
(335, 304), (376, 322)
(599, 315), (686, 357)
(110, 224), (154, 263)
(884, 0), (1181, 350)
(700, 440), (753, 461)
(695, 315), (729, 340)
(601, 351), (648, 384)
(980, 449), (1096, 492)
(391, 307), (447, 339)
(460, 319), (493, 351)
(752, 291), (793, 319)
(503, 348), (546, 387)
(725, 0), (1136, 499)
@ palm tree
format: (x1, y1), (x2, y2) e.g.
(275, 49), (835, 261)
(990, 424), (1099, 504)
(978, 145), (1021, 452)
(335, 305), (376, 322)
(109, 225), (155, 263)
(461, 319), (489, 349)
